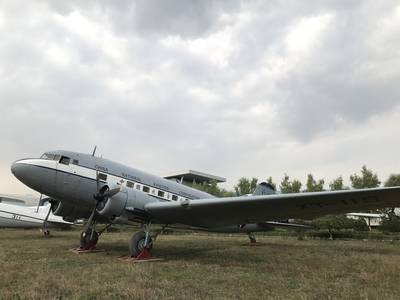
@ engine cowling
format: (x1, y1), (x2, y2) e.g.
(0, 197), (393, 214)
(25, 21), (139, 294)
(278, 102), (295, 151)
(95, 186), (159, 221)
(96, 188), (128, 219)
(51, 200), (91, 219)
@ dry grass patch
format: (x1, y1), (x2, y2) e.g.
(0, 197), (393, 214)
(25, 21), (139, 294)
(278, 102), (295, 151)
(1, 229), (400, 299)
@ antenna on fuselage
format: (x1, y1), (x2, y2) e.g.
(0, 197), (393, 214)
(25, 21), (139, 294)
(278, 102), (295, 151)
(92, 145), (97, 157)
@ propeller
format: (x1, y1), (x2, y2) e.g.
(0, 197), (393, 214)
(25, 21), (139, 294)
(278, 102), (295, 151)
(83, 170), (121, 233)
(96, 186), (121, 211)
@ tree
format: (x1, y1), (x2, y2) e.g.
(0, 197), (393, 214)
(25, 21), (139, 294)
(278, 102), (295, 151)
(313, 215), (368, 239)
(329, 176), (348, 191)
(379, 213), (400, 232)
(266, 176), (276, 190)
(384, 174), (400, 187)
(304, 174), (324, 192)
(350, 165), (380, 189)
(190, 180), (234, 197)
(280, 174), (302, 193)
(234, 177), (258, 195)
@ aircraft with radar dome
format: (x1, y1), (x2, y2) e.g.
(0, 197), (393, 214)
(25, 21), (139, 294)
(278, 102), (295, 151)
(11, 149), (400, 258)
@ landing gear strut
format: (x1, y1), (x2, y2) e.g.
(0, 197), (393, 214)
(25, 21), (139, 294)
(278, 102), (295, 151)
(248, 232), (257, 244)
(41, 198), (56, 237)
(79, 222), (113, 250)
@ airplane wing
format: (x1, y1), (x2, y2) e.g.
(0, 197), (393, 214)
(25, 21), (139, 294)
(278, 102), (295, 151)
(144, 187), (400, 228)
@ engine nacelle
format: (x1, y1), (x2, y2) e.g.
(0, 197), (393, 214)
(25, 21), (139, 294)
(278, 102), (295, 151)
(96, 188), (128, 219)
(52, 200), (90, 219)
(96, 187), (160, 222)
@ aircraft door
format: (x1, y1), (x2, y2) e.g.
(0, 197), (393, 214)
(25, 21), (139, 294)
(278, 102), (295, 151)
(55, 156), (81, 204)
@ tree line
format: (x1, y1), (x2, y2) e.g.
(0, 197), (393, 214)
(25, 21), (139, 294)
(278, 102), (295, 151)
(190, 165), (400, 197)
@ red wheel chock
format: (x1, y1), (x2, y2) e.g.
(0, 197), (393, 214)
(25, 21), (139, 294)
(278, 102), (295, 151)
(135, 247), (153, 260)
(69, 247), (105, 254)
(118, 248), (164, 263)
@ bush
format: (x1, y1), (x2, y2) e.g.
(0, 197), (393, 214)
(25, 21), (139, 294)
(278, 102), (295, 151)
(312, 215), (368, 239)
(379, 215), (400, 232)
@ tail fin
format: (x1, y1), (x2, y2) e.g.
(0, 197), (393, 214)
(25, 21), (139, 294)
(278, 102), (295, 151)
(252, 182), (276, 196)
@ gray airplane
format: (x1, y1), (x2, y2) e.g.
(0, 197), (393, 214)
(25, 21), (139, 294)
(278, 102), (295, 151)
(10, 150), (400, 257)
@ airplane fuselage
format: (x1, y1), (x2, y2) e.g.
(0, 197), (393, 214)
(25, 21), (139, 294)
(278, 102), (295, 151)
(11, 150), (214, 223)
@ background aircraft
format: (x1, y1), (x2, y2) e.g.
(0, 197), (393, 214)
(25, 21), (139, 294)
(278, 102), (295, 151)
(11, 150), (400, 258)
(0, 199), (73, 231)
(0, 193), (39, 206)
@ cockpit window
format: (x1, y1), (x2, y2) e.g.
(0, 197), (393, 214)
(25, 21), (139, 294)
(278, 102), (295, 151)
(40, 153), (55, 160)
(59, 156), (70, 165)
(41, 153), (62, 161)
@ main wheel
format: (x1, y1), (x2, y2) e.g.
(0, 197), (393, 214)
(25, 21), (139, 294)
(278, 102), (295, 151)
(80, 229), (99, 249)
(129, 231), (153, 257)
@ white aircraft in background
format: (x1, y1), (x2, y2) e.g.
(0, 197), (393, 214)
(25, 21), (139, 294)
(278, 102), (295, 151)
(0, 196), (73, 233)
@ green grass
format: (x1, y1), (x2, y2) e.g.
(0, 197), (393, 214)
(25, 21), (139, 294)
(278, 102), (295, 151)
(1, 229), (400, 299)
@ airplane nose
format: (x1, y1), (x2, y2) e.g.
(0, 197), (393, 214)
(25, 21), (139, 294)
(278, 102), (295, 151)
(11, 161), (21, 178)
(11, 160), (43, 192)
(11, 160), (31, 184)
(11, 160), (34, 183)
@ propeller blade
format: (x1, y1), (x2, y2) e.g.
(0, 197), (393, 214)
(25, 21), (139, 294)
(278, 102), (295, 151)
(96, 170), (100, 193)
(103, 186), (121, 198)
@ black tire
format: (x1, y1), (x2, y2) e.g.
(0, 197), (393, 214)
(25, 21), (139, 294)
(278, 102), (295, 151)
(80, 229), (99, 249)
(129, 231), (153, 257)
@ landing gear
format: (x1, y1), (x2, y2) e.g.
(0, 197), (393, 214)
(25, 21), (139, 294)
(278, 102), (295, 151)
(80, 229), (99, 250)
(41, 199), (54, 237)
(129, 231), (153, 257)
(248, 232), (257, 244)
(78, 221), (112, 250)
(128, 223), (165, 259)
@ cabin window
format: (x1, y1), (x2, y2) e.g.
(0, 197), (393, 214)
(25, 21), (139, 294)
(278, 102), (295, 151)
(59, 156), (70, 165)
(54, 155), (61, 161)
(98, 173), (107, 181)
(143, 186), (150, 193)
(158, 191), (164, 197)
(72, 159), (79, 165)
(127, 181), (134, 188)
(172, 195), (178, 201)
(136, 184), (141, 190)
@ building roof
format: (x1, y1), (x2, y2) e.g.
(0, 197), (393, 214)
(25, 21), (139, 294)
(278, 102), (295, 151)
(163, 170), (226, 184)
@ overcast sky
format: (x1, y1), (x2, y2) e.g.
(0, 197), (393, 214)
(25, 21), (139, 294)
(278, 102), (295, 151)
(1, 0), (400, 196)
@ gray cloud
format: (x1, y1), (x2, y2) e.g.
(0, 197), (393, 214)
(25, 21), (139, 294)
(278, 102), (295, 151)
(1, 0), (400, 194)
